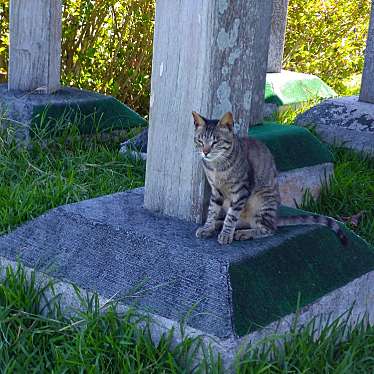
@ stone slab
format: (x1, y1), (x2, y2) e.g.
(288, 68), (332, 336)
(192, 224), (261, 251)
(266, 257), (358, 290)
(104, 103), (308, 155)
(1, 188), (374, 370)
(0, 84), (146, 143)
(1, 188), (373, 340)
(277, 163), (333, 207)
(295, 96), (374, 155)
(264, 70), (337, 117)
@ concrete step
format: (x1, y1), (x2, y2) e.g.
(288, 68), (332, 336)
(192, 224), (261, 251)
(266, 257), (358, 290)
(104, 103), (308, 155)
(0, 188), (373, 342)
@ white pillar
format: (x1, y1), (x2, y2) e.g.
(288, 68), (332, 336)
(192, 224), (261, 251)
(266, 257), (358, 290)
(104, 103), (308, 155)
(267, 0), (289, 73)
(8, 0), (62, 93)
(360, 0), (374, 104)
(144, 0), (273, 223)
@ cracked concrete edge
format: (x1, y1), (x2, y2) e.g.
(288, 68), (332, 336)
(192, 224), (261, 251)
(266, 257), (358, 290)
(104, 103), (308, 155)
(278, 162), (334, 207)
(119, 145), (147, 160)
(1, 253), (374, 370)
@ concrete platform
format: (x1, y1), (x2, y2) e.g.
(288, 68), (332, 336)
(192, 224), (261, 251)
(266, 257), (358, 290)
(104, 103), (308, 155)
(120, 123), (334, 207)
(295, 96), (374, 155)
(0, 188), (373, 368)
(0, 84), (146, 143)
(264, 70), (337, 118)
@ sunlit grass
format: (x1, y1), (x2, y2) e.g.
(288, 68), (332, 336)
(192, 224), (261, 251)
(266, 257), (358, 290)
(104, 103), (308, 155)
(0, 121), (145, 235)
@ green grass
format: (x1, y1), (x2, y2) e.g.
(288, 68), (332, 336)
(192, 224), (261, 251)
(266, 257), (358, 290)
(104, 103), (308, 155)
(302, 147), (374, 245)
(0, 122), (145, 235)
(0, 117), (374, 372)
(275, 100), (374, 245)
(0, 265), (212, 373)
(1, 265), (374, 373)
(236, 316), (374, 373)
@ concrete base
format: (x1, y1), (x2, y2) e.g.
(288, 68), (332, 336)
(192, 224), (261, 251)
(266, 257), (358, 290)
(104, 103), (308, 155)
(264, 70), (337, 118)
(295, 96), (374, 155)
(0, 188), (373, 369)
(278, 163), (333, 207)
(1, 256), (373, 370)
(0, 84), (146, 143)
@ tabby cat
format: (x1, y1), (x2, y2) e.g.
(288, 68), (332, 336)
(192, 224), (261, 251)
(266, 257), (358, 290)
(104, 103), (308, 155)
(192, 111), (348, 246)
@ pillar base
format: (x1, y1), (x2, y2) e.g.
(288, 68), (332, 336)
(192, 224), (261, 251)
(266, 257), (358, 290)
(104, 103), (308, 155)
(0, 188), (373, 368)
(0, 84), (146, 143)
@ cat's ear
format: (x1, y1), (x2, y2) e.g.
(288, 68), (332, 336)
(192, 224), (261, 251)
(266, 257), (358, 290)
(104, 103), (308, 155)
(218, 112), (233, 131)
(192, 111), (206, 129)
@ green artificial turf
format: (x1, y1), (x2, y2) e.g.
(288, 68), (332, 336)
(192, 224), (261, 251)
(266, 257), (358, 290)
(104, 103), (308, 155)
(0, 123), (145, 235)
(265, 73), (337, 106)
(31, 90), (147, 136)
(249, 122), (333, 172)
(230, 208), (374, 336)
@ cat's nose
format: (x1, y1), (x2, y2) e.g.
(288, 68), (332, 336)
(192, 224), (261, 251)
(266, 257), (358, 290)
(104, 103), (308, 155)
(203, 145), (211, 155)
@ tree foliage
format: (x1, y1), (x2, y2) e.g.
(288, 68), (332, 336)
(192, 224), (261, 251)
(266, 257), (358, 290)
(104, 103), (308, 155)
(285, 0), (371, 94)
(0, 0), (371, 114)
(0, 0), (154, 116)
(61, 0), (154, 116)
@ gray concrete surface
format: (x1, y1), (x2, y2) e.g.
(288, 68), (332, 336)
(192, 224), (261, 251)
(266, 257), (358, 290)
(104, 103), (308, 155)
(0, 85), (104, 143)
(278, 163), (333, 207)
(296, 96), (374, 155)
(0, 188), (321, 339)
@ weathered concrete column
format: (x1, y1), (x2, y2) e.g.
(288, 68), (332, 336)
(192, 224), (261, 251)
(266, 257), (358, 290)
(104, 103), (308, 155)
(360, 0), (374, 104)
(8, 0), (62, 93)
(144, 0), (273, 223)
(267, 0), (289, 73)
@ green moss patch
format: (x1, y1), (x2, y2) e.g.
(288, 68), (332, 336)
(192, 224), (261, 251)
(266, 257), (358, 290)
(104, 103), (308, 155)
(230, 206), (374, 336)
(249, 123), (333, 172)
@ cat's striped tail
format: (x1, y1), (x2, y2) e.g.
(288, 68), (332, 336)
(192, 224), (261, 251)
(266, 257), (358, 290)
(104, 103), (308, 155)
(277, 215), (348, 246)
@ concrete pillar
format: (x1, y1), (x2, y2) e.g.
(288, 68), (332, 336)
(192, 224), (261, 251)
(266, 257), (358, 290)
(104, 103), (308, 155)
(360, 0), (374, 104)
(267, 0), (289, 73)
(144, 0), (273, 223)
(8, 0), (62, 93)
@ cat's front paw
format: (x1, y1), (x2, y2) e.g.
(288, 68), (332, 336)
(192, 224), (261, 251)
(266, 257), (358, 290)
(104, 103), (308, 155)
(218, 231), (234, 245)
(196, 226), (215, 239)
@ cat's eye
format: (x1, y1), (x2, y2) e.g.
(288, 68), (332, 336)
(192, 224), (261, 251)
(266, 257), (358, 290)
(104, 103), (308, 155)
(212, 141), (218, 146)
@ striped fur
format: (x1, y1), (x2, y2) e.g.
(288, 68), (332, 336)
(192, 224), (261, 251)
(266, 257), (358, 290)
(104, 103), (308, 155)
(192, 111), (348, 246)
